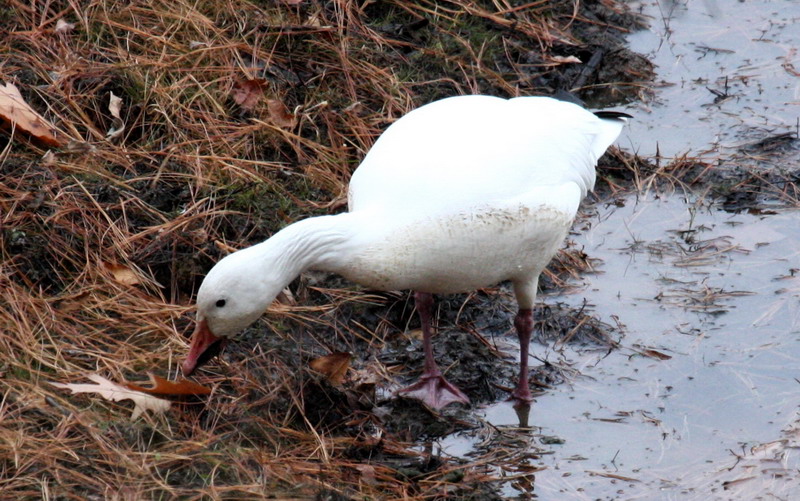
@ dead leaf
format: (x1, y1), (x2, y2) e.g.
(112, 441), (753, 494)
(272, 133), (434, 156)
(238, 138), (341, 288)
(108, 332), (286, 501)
(103, 261), (141, 286)
(552, 55), (582, 64)
(349, 367), (380, 387)
(722, 476), (757, 489)
(639, 348), (672, 360)
(405, 328), (423, 341)
(0, 82), (65, 147)
(42, 149), (56, 166)
(123, 373), (211, 396)
(354, 464), (377, 485)
(231, 78), (266, 111)
(309, 352), (352, 386)
(267, 99), (298, 128)
(275, 287), (296, 306)
(782, 48), (800, 77)
(280, 0), (304, 5)
(108, 92), (122, 119)
(63, 139), (95, 153)
(306, 10), (324, 27)
(54, 291), (92, 313)
(55, 19), (75, 35)
(214, 240), (238, 254)
(51, 374), (171, 420)
(106, 92), (125, 141)
(586, 470), (640, 482)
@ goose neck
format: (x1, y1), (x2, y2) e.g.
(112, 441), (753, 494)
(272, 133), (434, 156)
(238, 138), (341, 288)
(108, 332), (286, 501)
(264, 212), (359, 281)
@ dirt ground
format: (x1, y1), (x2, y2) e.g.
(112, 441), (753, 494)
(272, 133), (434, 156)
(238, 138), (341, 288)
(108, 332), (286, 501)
(2, 0), (797, 499)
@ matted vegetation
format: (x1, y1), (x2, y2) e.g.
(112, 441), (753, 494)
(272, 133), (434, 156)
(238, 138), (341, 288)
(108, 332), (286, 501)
(0, 0), (661, 498)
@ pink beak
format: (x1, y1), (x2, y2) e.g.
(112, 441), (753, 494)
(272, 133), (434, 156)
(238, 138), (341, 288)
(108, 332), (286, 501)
(182, 318), (226, 375)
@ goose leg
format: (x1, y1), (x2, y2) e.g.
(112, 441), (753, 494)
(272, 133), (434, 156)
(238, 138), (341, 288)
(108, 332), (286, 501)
(397, 292), (470, 409)
(510, 308), (534, 405)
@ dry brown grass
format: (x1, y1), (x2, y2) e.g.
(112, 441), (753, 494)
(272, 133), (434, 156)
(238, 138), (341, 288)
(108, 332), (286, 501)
(0, 0), (654, 498)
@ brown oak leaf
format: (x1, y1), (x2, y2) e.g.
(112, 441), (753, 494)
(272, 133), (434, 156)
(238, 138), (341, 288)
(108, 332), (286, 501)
(231, 78), (266, 111)
(309, 352), (352, 386)
(0, 82), (65, 147)
(51, 374), (171, 420)
(123, 373), (211, 396)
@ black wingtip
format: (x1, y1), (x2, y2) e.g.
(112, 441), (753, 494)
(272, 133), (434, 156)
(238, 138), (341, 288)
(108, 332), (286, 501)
(594, 110), (633, 121)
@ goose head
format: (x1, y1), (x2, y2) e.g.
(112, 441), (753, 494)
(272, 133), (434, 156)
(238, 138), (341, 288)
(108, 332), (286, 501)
(181, 214), (356, 376)
(182, 247), (284, 375)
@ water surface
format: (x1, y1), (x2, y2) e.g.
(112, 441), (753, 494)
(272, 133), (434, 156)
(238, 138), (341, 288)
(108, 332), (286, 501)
(437, 1), (800, 497)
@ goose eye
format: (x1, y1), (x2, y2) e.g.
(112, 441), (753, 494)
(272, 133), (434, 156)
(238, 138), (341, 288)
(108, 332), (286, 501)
(215, 299), (226, 308)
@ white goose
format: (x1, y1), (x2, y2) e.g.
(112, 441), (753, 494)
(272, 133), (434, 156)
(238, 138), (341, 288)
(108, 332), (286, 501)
(182, 95), (628, 409)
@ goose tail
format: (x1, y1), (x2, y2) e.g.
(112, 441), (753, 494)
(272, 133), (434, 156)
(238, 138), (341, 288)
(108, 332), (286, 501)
(591, 110), (631, 160)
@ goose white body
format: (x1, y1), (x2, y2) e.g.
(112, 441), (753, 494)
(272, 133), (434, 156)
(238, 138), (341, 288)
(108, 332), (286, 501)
(342, 96), (606, 297)
(184, 95), (627, 407)
(335, 198), (573, 296)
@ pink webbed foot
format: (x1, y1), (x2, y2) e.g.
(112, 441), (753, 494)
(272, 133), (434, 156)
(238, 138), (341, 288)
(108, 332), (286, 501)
(399, 291), (471, 409)
(398, 372), (470, 410)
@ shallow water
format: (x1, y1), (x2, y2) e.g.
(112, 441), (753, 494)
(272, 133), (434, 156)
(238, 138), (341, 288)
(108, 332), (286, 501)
(460, 195), (800, 499)
(433, 1), (800, 498)
(620, 0), (800, 158)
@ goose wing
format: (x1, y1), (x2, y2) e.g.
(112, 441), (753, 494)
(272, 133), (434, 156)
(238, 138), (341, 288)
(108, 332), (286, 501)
(348, 95), (626, 215)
